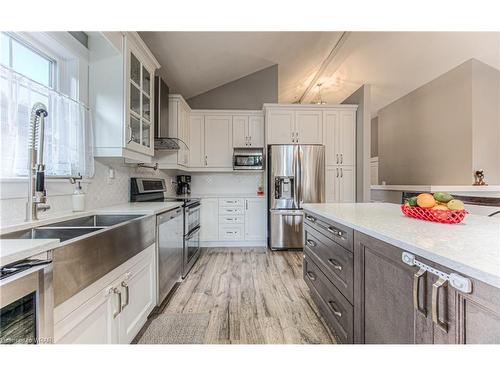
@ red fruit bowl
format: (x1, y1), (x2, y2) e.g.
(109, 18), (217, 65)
(401, 205), (467, 224)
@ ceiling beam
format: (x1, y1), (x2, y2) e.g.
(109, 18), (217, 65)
(296, 31), (350, 104)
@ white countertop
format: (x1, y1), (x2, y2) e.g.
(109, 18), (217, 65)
(0, 239), (59, 267)
(0, 201), (183, 267)
(302, 203), (500, 289)
(371, 185), (500, 197)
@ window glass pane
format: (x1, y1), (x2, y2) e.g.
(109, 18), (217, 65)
(142, 93), (150, 121)
(130, 53), (140, 85)
(130, 83), (140, 114)
(11, 39), (52, 87)
(1, 33), (10, 66)
(142, 121), (150, 147)
(142, 66), (150, 94)
(130, 114), (140, 145)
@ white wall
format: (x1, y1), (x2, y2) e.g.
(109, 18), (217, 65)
(0, 159), (176, 224)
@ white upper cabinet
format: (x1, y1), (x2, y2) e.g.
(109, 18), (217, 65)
(266, 109), (295, 144)
(294, 110), (323, 144)
(189, 114), (205, 168)
(89, 32), (160, 163)
(265, 106), (323, 144)
(233, 115), (264, 148)
(204, 115), (233, 167)
(232, 115), (249, 148)
(324, 109), (356, 166)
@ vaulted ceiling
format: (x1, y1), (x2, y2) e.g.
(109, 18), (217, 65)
(139, 31), (500, 116)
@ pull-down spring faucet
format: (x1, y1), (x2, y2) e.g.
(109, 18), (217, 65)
(27, 102), (50, 221)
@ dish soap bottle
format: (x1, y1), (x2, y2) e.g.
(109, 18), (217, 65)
(72, 180), (85, 212)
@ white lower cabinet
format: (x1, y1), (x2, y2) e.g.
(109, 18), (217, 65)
(244, 198), (267, 241)
(200, 197), (266, 245)
(200, 198), (219, 241)
(54, 244), (156, 344)
(326, 166), (356, 203)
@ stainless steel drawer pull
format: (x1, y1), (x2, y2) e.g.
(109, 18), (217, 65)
(121, 281), (130, 309)
(305, 215), (316, 223)
(327, 226), (343, 237)
(306, 271), (317, 281)
(340, 154), (343, 164)
(327, 258), (343, 271)
(432, 277), (448, 332)
(306, 239), (317, 247)
(327, 300), (342, 318)
(413, 268), (427, 316)
(112, 287), (122, 318)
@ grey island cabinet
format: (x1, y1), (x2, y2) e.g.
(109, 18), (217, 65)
(302, 203), (500, 344)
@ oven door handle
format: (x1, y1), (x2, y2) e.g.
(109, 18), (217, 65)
(186, 225), (201, 239)
(186, 202), (201, 212)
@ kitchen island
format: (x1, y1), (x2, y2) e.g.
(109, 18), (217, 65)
(302, 203), (500, 344)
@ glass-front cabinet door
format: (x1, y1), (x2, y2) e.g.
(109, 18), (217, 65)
(126, 39), (155, 156)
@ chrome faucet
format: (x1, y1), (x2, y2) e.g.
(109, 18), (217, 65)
(26, 103), (50, 221)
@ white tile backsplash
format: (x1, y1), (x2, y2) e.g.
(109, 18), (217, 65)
(0, 159), (176, 225)
(189, 172), (264, 196)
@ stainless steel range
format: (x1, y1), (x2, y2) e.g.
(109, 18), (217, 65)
(130, 178), (201, 283)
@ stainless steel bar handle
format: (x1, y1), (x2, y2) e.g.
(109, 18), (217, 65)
(327, 258), (343, 271)
(113, 287), (122, 318)
(245, 199), (248, 210)
(306, 271), (316, 281)
(327, 225), (343, 238)
(305, 214), (316, 222)
(328, 300), (342, 317)
(340, 154), (343, 164)
(432, 277), (448, 332)
(340, 168), (343, 178)
(205, 155), (208, 166)
(336, 168), (339, 178)
(413, 268), (427, 316)
(336, 154), (339, 164)
(121, 281), (130, 309)
(306, 239), (317, 247)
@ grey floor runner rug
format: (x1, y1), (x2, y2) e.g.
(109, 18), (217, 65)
(138, 313), (210, 344)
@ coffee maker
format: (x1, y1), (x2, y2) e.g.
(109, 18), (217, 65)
(176, 175), (191, 195)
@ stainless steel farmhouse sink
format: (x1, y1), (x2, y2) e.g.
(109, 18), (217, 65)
(44, 214), (145, 228)
(1, 214), (154, 306)
(1, 227), (103, 242)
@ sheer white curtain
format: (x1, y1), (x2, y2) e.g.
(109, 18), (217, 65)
(0, 64), (94, 178)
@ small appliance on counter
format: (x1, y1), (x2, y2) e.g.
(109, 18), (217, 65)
(176, 175), (191, 195)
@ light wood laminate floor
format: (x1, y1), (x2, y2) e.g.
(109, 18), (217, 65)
(153, 247), (336, 344)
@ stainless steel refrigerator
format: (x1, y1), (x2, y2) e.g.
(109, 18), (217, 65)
(268, 144), (325, 250)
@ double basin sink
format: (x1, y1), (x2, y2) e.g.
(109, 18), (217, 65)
(2, 214), (155, 306)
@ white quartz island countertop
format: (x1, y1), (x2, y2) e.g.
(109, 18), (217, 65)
(302, 203), (500, 289)
(0, 201), (183, 267)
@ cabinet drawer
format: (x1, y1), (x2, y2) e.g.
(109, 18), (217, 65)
(304, 225), (354, 303)
(219, 224), (244, 240)
(219, 198), (244, 207)
(219, 207), (244, 215)
(304, 212), (353, 252)
(304, 255), (353, 343)
(219, 215), (244, 224)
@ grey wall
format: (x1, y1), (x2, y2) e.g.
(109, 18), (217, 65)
(378, 59), (500, 185)
(342, 85), (371, 202)
(187, 65), (278, 110)
(371, 117), (378, 157)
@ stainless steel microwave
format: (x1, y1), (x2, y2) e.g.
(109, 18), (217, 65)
(233, 148), (264, 170)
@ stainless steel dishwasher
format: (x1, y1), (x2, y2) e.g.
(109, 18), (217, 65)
(156, 207), (184, 306)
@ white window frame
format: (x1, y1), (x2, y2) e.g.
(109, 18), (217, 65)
(0, 32), (91, 199)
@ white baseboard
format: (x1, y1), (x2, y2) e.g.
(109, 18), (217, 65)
(200, 240), (267, 248)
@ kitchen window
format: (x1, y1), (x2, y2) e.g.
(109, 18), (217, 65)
(0, 32), (94, 179)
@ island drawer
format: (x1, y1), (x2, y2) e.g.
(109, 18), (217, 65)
(304, 255), (354, 344)
(304, 225), (354, 303)
(219, 215), (244, 224)
(219, 207), (244, 215)
(304, 212), (353, 252)
(219, 224), (244, 240)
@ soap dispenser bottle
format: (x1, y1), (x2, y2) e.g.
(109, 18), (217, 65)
(72, 180), (85, 212)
